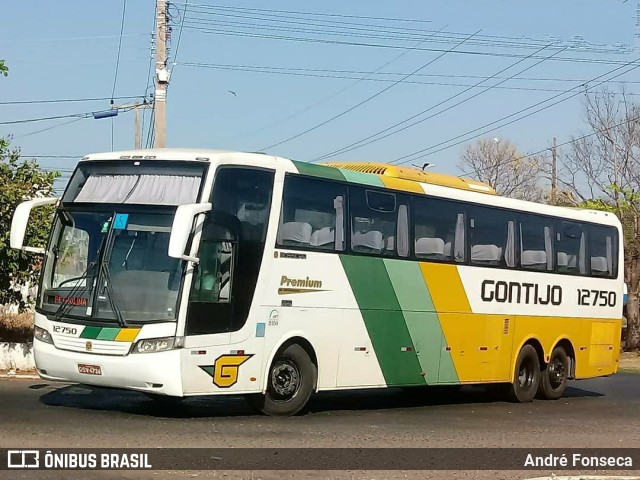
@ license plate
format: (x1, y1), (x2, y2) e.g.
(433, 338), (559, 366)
(78, 364), (102, 375)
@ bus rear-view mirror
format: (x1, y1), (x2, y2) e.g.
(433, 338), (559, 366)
(11, 197), (59, 254)
(168, 202), (212, 262)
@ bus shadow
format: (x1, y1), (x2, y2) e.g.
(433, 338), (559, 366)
(38, 382), (605, 418)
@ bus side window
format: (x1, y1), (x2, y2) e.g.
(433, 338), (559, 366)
(412, 197), (464, 263)
(468, 206), (515, 268)
(519, 215), (554, 272)
(349, 187), (406, 257)
(556, 221), (586, 275)
(277, 176), (346, 252)
(588, 224), (617, 278)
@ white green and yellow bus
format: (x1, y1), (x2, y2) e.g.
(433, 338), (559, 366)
(11, 149), (623, 415)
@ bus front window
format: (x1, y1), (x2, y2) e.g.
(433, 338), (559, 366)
(41, 211), (182, 323)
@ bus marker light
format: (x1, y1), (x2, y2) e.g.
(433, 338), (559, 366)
(354, 347), (366, 352)
(250, 377), (257, 382)
(445, 346), (451, 351)
(231, 350), (245, 355)
(400, 346), (413, 352)
(191, 350), (206, 355)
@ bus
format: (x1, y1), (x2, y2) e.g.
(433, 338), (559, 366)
(11, 148), (623, 416)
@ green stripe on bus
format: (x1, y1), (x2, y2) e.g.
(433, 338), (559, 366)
(292, 160), (346, 181)
(338, 169), (385, 187)
(383, 259), (459, 384)
(80, 326), (102, 339)
(96, 327), (120, 341)
(339, 255), (425, 386)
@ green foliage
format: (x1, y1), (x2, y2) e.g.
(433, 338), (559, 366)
(579, 186), (640, 261)
(0, 138), (59, 309)
(0, 59), (7, 77)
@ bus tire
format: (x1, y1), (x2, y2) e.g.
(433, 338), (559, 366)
(508, 345), (540, 403)
(249, 343), (317, 416)
(537, 346), (569, 400)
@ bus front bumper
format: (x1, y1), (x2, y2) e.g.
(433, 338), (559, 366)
(34, 338), (183, 396)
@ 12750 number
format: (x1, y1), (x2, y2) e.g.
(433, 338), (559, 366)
(577, 289), (617, 307)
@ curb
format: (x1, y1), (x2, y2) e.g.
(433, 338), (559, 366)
(0, 341), (35, 372)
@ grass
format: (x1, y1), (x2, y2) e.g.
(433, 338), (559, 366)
(0, 312), (34, 343)
(619, 351), (640, 373)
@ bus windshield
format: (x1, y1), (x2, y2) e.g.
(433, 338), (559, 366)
(40, 209), (181, 323)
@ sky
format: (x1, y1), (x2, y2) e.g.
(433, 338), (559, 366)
(1, 1), (638, 192)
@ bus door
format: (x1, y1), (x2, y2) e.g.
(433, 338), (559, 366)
(181, 167), (275, 394)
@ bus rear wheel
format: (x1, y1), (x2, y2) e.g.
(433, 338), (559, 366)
(246, 343), (317, 416)
(537, 346), (569, 400)
(508, 345), (540, 403)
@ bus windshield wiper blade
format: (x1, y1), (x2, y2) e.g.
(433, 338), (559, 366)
(100, 263), (127, 328)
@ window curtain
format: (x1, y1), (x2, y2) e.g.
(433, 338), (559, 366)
(334, 195), (344, 251)
(454, 213), (465, 262)
(579, 232), (586, 274)
(397, 204), (409, 257)
(544, 226), (553, 270)
(505, 221), (515, 267)
(74, 174), (201, 205)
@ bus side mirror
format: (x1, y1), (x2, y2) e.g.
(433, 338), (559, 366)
(168, 202), (212, 262)
(11, 197), (59, 254)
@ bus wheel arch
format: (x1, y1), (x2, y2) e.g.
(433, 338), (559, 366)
(246, 336), (318, 416)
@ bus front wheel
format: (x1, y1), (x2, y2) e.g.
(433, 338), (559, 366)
(537, 346), (569, 400)
(508, 345), (540, 403)
(245, 343), (317, 416)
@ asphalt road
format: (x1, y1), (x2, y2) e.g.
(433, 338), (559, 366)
(1, 373), (640, 480)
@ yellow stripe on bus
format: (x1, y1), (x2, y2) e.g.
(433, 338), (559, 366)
(114, 328), (141, 342)
(419, 263), (471, 313)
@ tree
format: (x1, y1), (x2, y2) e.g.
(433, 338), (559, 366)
(559, 89), (640, 350)
(459, 138), (546, 201)
(0, 59), (7, 77)
(0, 138), (58, 310)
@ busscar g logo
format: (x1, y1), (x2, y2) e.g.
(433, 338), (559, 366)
(199, 354), (253, 388)
(85, 341), (93, 352)
(8, 450), (39, 469)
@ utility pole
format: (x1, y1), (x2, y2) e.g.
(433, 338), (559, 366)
(111, 102), (152, 149)
(154, 0), (169, 148)
(550, 137), (557, 204)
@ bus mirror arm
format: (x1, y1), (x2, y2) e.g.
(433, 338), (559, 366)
(11, 197), (59, 254)
(168, 202), (212, 262)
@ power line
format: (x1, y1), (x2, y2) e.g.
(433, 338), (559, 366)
(183, 24), (634, 66)
(312, 44), (564, 162)
(22, 155), (83, 158)
(0, 95), (143, 106)
(260, 28), (479, 151)
(170, 0), (189, 81)
(0, 113), (90, 125)
(174, 62), (640, 84)
(16, 117), (86, 138)
(174, 1), (434, 25)
(111, 0), (128, 101)
(0, 106), (136, 125)
(178, 3), (636, 56)
(392, 58), (640, 165)
(179, 62), (640, 96)
(235, 30), (451, 142)
(181, 13), (623, 55)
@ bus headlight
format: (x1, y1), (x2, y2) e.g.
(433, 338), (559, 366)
(132, 336), (184, 353)
(34, 326), (54, 345)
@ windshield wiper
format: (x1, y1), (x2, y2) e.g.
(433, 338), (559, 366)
(99, 262), (127, 328)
